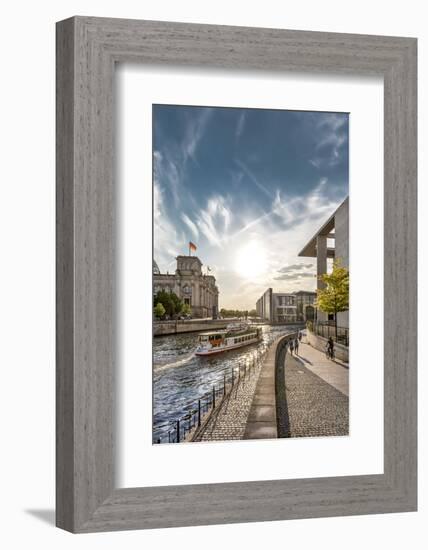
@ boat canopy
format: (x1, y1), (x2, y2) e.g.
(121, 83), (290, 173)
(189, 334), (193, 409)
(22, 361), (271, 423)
(198, 330), (227, 337)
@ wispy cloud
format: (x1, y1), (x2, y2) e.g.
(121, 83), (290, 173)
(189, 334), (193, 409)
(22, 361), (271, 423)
(229, 177), (340, 248)
(272, 177), (336, 229)
(277, 263), (314, 273)
(181, 213), (199, 239)
(153, 108), (213, 211)
(153, 181), (185, 270)
(235, 159), (273, 199)
(309, 113), (348, 169)
(195, 195), (231, 248)
(183, 108), (213, 164)
(274, 262), (316, 281)
(153, 149), (181, 208)
(274, 272), (316, 281)
(235, 112), (246, 140)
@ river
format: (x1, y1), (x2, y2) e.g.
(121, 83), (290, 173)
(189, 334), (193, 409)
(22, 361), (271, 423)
(153, 324), (300, 442)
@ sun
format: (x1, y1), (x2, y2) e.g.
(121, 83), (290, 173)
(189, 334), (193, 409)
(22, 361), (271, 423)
(235, 241), (267, 280)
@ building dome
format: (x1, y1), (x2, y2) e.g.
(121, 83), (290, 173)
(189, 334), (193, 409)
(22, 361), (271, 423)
(153, 259), (161, 275)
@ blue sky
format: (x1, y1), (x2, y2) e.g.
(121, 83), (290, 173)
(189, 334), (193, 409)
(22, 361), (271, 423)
(153, 104), (348, 309)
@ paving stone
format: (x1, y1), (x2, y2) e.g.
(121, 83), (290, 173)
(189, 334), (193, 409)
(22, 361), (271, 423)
(193, 361), (263, 442)
(284, 354), (349, 438)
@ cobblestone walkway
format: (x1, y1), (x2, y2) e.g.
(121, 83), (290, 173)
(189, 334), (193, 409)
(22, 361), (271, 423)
(193, 364), (263, 442)
(296, 340), (349, 396)
(284, 352), (349, 438)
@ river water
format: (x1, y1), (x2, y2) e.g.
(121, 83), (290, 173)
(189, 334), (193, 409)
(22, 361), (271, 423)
(153, 324), (300, 442)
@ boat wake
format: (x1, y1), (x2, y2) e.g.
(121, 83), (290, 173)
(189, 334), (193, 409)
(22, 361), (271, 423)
(153, 351), (196, 371)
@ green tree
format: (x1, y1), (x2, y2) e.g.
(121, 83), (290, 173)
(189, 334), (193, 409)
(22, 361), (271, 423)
(181, 303), (191, 316)
(316, 260), (349, 340)
(154, 302), (166, 319)
(169, 292), (183, 316)
(220, 308), (247, 318)
(154, 290), (183, 318)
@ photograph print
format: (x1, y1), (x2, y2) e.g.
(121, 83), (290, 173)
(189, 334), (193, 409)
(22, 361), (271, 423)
(152, 104), (349, 444)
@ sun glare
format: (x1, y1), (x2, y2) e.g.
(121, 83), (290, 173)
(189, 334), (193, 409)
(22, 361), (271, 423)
(235, 241), (267, 280)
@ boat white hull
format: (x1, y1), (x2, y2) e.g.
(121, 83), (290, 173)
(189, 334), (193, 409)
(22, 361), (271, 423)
(195, 336), (261, 356)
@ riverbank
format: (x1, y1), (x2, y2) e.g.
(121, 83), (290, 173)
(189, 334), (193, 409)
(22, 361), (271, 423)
(154, 319), (229, 336)
(154, 319), (304, 336)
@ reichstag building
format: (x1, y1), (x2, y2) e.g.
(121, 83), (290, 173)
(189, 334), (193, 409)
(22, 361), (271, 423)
(153, 256), (219, 319)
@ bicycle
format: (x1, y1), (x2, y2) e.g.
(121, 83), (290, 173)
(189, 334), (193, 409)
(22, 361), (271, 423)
(325, 346), (335, 361)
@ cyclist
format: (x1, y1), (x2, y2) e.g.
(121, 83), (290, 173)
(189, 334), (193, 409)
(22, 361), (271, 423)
(326, 337), (335, 360)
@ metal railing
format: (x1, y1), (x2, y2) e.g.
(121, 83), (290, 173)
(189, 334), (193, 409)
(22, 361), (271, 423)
(310, 321), (349, 347)
(153, 342), (274, 444)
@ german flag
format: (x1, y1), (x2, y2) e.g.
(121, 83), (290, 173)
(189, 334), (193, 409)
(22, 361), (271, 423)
(189, 241), (197, 255)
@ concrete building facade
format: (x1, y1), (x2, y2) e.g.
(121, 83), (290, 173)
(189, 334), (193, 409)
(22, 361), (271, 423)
(153, 255), (219, 319)
(256, 289), (316, 324)
(298, 197), (349, 327)
(256, 288), (272, 322)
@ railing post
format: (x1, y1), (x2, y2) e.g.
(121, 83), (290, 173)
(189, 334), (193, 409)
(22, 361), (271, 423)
(212, 385), (216, 409)
(223, 373), (226, 395)
(198, 399), (201, 427)
(176, 419), (180, 443)
(231, 368), (234, 386)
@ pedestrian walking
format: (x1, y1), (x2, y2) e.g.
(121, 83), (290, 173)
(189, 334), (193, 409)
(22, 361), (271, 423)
(294, 337), (299, 355)
(289, 339), (294, 356)
(298, 330), (302, 342)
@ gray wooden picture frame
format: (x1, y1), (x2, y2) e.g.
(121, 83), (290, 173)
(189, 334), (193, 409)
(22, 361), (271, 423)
(56, 16), (417, 533)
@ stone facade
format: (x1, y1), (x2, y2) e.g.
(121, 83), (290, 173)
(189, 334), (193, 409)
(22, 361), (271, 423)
(294, 291), (317, 322)
(153, 255), (219, 319)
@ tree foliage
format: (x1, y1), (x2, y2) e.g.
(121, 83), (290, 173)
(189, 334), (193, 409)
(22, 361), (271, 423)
(153, 302), (166, 319)
(316, 260), (349, 317)
(153, 290), (183, 318)
(181, 303), (191, 316)
(219, 308), (251, 318)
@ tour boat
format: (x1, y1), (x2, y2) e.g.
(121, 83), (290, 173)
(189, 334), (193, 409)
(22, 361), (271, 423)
(195, 323), (262, 356)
